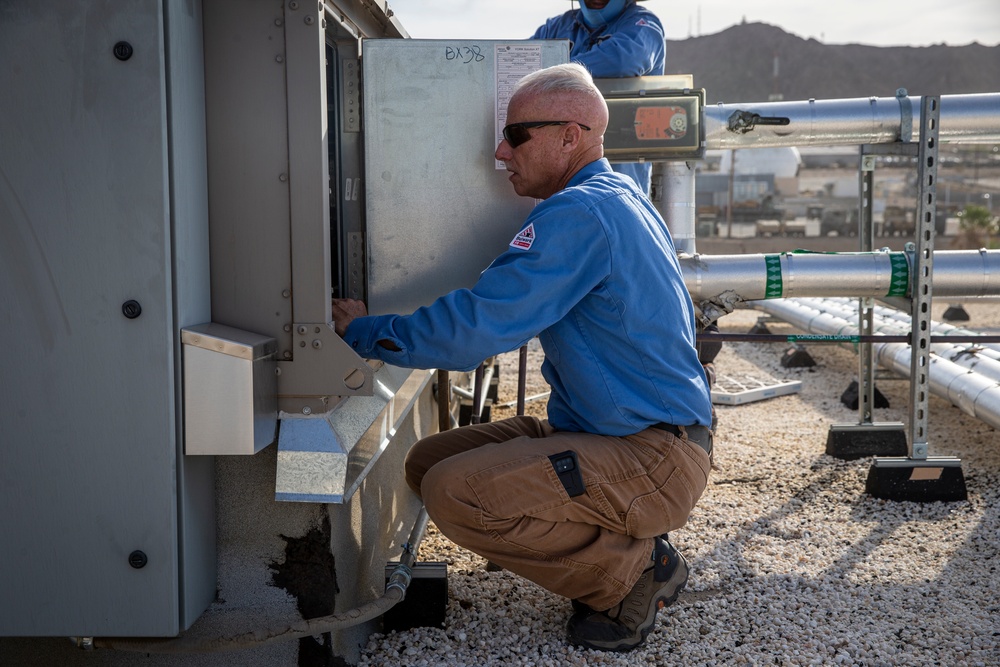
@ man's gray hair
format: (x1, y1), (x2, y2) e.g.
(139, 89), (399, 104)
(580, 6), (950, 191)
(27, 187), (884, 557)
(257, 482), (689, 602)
(512, 62), (600, 99)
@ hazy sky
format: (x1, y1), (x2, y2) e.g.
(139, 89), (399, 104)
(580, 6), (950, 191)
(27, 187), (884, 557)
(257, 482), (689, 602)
(386, 0), (1000, 47)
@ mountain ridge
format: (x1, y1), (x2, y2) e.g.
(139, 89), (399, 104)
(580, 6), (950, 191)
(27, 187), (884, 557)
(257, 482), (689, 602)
(665, 22), (1000, 104)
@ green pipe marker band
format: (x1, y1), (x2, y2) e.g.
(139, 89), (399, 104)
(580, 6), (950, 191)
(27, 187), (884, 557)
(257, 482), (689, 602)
(764, 254), (783, 298)
(887, 252), (909, 297)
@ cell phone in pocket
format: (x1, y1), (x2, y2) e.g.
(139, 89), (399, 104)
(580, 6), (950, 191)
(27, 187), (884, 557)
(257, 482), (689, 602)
(548, 450), (586, 497)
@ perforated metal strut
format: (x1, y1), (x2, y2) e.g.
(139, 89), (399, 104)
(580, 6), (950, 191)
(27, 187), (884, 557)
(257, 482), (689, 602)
(908, 95), (940, 460)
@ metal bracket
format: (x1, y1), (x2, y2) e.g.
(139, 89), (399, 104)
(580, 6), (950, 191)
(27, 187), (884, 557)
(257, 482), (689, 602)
(727, 110), (790, 134)
(896, 88), (912, 143)
(342, 58), (360, 133)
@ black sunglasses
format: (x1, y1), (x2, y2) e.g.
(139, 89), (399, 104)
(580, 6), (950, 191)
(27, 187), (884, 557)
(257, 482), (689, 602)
(502, 120), (592, 148)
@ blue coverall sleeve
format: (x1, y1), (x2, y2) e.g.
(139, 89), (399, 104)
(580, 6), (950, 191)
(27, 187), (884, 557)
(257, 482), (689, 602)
(573, 17), (665, 77)
(342, 200), (612, 373)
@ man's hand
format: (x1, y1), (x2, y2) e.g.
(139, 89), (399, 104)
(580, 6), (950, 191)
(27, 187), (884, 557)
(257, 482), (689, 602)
(331, 298), (368, 337)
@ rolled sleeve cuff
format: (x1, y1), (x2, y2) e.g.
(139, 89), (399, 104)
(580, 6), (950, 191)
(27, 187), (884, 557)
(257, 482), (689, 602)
(343, 315), (404, 360)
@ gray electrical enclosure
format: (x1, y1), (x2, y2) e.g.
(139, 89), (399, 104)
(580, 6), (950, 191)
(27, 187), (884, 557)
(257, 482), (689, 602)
(0, 1), (215, 635)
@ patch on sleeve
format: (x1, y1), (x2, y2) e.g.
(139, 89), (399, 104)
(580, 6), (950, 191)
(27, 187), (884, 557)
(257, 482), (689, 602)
(635, 18), (649, 27)
(510, 223), (536, 250)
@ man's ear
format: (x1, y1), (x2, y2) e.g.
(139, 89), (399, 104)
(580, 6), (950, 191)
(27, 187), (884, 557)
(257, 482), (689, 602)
(561, 123), (582, 150)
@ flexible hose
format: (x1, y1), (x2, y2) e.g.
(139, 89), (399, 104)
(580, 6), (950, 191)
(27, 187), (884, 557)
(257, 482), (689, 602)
(92, 588), (404, 653)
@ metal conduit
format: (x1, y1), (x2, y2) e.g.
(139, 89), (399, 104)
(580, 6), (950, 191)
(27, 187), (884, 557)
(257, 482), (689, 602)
(750, 298), (1000, 431)
(680, 249), (1000, 321)
(704, 93), (1000, 150)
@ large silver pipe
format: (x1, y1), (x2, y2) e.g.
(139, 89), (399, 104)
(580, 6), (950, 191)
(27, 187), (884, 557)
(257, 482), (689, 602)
(704, 93), (1000, 149)
(681, 250), (1000, 319)
(752, 298), (1000, 431)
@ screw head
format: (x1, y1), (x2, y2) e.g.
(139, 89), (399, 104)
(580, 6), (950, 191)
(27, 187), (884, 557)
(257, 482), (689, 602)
(128, 550), (148, 569)
(122, 300), (142, 319)
(113, 41), (133, 61)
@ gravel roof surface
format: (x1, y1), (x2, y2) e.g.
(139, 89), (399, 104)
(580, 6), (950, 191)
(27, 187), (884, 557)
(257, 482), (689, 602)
(360, 302), (1000, 667)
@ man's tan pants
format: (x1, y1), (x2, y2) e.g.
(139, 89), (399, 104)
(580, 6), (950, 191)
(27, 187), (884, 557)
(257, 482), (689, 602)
(405, 416), (711, 611)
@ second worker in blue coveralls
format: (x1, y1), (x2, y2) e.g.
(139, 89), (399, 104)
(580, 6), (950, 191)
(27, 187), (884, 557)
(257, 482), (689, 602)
(533, 0), (666, 194)
(331, 63), (712, 653)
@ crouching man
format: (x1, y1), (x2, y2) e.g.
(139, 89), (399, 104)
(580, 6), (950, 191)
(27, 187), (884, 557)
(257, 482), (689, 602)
(332, 63), (713, 652)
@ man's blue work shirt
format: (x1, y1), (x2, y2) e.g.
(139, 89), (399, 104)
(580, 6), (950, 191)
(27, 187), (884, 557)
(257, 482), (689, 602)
(532, 3), (666, 192)
(344, 159), (713, 436)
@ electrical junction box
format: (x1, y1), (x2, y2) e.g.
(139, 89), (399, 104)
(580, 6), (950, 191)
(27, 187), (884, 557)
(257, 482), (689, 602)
(596, 76), (705, 161)
(182, 323), (278, 455)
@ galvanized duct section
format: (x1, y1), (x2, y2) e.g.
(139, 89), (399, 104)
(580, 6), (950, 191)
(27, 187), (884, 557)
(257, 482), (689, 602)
(750, 298), (1000, 431)
(704, 92), (1000, 150)
(680, 249), (1000, 320)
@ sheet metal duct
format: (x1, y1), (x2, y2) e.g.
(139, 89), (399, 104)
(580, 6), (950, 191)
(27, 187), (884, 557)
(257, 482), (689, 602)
(751, 298), (1000, 432)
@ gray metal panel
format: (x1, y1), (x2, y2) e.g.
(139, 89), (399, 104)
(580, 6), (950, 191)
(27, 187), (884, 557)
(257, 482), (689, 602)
(0, 1), (181, 635)
(202, 0), (293, 351)
(363, 39), (569, 316)
(204, 0), (374, 410)
(165, 0), (217, 630)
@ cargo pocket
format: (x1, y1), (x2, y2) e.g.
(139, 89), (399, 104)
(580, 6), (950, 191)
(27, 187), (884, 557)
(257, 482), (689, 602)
(624, 465), (697, 538)
(466, 455), (568, 519)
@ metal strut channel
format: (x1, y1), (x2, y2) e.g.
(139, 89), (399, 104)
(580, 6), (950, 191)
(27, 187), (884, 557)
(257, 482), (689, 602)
(908, 96), (940, 460)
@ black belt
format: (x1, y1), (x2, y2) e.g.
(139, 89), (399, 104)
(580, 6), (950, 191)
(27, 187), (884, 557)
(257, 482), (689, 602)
(651, 422), (713, 455)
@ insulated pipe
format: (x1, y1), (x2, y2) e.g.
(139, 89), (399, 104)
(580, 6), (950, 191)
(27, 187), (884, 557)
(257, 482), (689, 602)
(653, 161), (697, 256)
(817, 296), (1000, 361)
(751, 298), (1000, 431)
(853, 298), (1000, 360)
(680, 249), (1000, 321)
(91, 508), (432, 654)
(805, 297), (1000, 383)
(704, 93), (1000, 150)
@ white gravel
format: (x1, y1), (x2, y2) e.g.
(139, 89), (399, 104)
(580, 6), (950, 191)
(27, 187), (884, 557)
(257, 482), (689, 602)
(360, 302), (1000, 667)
